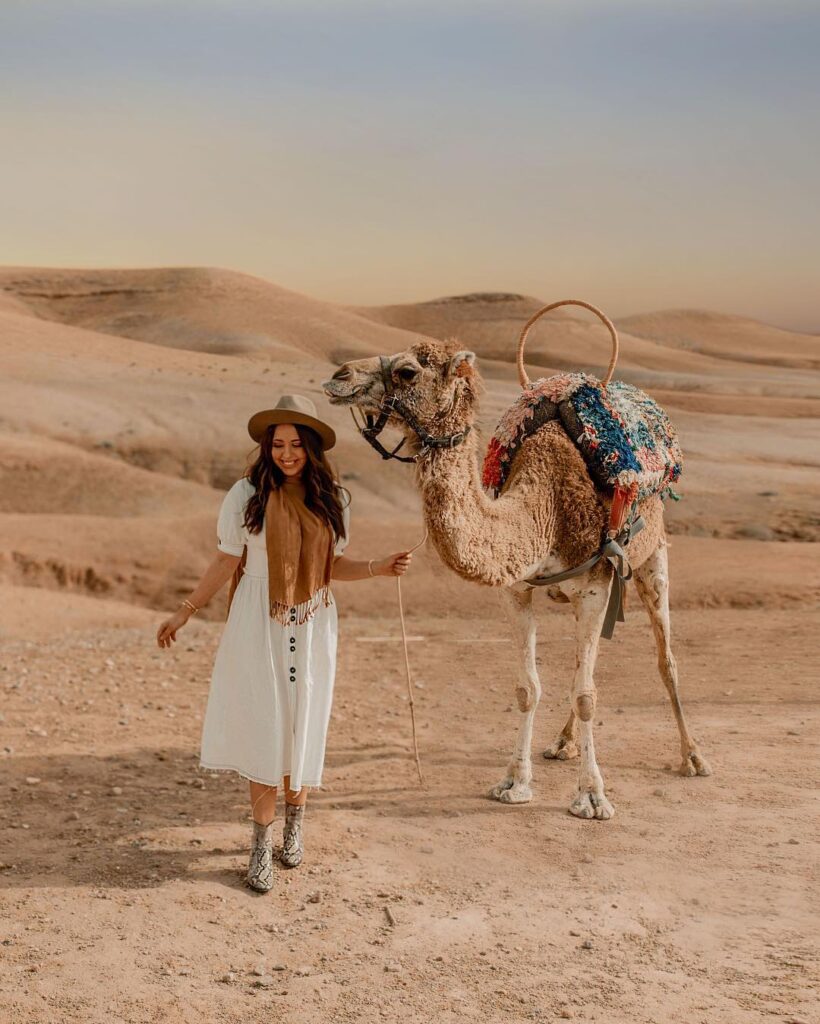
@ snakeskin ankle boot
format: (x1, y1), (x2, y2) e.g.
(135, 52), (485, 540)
(247, 818), (275, 892)
(280, 802), (305, 868)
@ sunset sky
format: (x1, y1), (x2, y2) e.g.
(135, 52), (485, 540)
(1, 1), (818, 330)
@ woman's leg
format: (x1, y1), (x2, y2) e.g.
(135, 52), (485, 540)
(283, 775), (308, 806)
(281, 776), (307, 868)
(249, 781), (278, 825)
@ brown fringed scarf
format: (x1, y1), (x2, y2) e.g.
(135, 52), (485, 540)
(226, 478), (335, 626)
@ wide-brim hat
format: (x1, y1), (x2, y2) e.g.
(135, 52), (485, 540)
(247, 394), (336, 450)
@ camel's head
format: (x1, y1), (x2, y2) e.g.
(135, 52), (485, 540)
(322, 338), (481, 434)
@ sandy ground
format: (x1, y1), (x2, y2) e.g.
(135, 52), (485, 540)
(1, 599), (818, 1024)
(1, 267), (818, 1022)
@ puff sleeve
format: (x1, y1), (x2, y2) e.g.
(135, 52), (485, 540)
(333, 488), (351, 557)
(216, 481), (248, 556)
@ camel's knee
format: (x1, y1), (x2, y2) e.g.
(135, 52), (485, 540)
(515, 683), (539, 712)
(574, 692), (595, 722)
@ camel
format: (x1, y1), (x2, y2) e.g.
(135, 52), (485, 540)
(322, 338), (711, 820)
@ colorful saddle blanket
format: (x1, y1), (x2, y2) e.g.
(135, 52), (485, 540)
(482, 372), (682, 501)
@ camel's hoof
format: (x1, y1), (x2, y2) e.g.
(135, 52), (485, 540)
(543, 737), (579, 761)
(680, 751), (712, 777)
(488, 778), (532, 803)
(569, 790), (614, 821)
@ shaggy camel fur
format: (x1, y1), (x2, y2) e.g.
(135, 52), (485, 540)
(322, 339), (711, 819)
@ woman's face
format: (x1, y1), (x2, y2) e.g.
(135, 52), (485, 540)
(271, 424), (307, 478)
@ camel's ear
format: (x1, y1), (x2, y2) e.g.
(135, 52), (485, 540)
(447, 350), (477, 378)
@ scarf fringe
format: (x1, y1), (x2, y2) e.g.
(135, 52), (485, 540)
(269, 585), (332, 627)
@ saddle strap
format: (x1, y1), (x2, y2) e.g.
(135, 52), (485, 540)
(524, 516), (645, 640)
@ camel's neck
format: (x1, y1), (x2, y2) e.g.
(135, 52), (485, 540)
(415, 429), (553, 587)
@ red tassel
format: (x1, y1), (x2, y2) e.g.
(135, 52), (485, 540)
(608, 482), (638, 536)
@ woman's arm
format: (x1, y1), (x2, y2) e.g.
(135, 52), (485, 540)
(156, 549), (242, 648)
(331, 550), (412, 581)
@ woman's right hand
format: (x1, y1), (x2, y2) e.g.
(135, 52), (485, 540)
(156, 608), (191, 649)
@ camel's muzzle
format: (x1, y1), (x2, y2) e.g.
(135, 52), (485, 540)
(321, 365), (383, 410)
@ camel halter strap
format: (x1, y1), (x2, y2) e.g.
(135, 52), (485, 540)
(349, 356), (472, 462)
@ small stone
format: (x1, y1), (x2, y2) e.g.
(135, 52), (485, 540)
(178, 967), (191, 976)
(66, 811), (80, 821)
(25, 777), (41, 785)
(160, 968), (173, 977)
(110, 786), (123, 796)
(558, 1009), (573, 1019)
(580, 939), (593, 950)
(569, 930), (580, 937)
(384, 962), (401, 973)
(252, 975), (274, 988)
(308, 892), (321, 903)
(220, 972), (237, 984)
(420, 845), (434, 854)
(652, 788), (665, 797)
(251, 964), (266, 976)
(787, 838), (799, 845)
(271, 964), (286, 972)
(294, 966), (312, 977)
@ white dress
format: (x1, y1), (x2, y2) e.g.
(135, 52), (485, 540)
(199, 477), (350, 791)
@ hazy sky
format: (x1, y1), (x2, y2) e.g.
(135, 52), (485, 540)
(1, 0), (818, 329)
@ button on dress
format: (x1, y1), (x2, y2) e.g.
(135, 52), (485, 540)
(199, 478), (350, 790)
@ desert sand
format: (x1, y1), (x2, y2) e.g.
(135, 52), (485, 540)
(1, 267), (818, 1023)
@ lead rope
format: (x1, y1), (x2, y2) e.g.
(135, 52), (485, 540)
(397, 528), (429, 786)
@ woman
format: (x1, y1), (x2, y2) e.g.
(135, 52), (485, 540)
(155, 394), (412, 893)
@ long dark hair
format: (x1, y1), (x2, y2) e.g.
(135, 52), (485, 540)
(243, 423), (349, 542)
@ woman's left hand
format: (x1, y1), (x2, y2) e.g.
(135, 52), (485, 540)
(376, 551), (413, 577)
(156, 608), (191, 649)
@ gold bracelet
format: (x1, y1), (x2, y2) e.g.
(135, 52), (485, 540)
(367, 559), (375, 577)
(181, 599), (199, 615)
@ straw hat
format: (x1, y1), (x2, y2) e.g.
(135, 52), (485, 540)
(247, 394), (336, 450)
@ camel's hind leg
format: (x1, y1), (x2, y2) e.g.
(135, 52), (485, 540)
(543, 709), (579, 761)
(489, 586), (540, 804)
(633, 542), (712, 777)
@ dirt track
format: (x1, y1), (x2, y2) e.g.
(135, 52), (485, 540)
(2, 600), (817, 1024)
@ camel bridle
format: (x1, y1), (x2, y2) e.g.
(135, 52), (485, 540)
(349, 355), (472, 463)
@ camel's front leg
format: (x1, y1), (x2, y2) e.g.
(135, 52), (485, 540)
(489, 586), (540, 804)
(567, 579), (614, 820)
